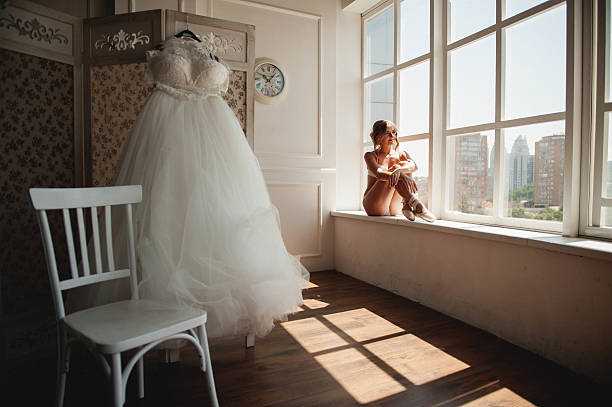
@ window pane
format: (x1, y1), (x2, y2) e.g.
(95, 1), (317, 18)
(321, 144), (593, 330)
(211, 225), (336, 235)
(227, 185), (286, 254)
(448, 0), (495, 44)
(399, 0), (429, 63)
(399, 61), (429, 135)
(504, 0), (548, 19)
(365, 6), (394, 77)
(364, 75), (394, 142)
(503, 5), (566, 120)
(400, 139), (429, 208)
(447, 131), (494, 215)
(604, 112), (612, 198)
(448, 35), (495, 129)
(502, 121), (565, 222)
(602, 207), (612, 227)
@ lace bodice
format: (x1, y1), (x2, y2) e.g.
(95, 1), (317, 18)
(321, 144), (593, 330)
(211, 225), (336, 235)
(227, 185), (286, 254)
(146, 37), (230, 100)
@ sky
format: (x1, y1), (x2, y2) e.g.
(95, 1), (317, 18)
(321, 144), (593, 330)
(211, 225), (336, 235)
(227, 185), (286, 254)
(363, 0), (585, 177)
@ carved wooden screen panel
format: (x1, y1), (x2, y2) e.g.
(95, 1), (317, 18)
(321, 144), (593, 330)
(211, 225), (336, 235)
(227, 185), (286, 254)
(165, 11), (255, 148)
(0, 0), (81, 361)
(83, 10), (161, 187)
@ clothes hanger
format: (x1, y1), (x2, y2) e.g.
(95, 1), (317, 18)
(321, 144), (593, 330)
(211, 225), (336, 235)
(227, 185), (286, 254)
(175, 17), (201, 42)
(174, 28), (202, 42)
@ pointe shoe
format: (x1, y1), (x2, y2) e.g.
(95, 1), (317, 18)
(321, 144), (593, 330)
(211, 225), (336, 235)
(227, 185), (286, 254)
(402, 206), (416, 221)
(414, 205), (436, 222)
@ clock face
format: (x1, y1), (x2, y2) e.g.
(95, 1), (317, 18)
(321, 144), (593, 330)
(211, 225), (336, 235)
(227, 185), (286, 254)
(254, 63), (285, 97)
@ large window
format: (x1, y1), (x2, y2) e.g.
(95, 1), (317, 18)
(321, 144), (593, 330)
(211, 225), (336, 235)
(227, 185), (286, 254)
(362, 0), (431, 208)
(446, 0), (567, 231)
(362, 0), (578, 234)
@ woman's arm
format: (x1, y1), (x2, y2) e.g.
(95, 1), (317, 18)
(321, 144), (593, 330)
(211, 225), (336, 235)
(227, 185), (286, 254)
(394, 151), (418, 173)
(364, 151), (392, 181)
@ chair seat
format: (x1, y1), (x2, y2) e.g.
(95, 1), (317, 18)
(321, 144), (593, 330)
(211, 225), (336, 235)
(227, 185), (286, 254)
(65, 299), (207, 354)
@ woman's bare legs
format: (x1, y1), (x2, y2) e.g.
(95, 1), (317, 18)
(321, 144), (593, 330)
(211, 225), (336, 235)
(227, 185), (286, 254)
(363, 175), (435, 221)
(363, 180), (395, 215)
(388, 191), (403, 215)
(394, 174), (436, 222)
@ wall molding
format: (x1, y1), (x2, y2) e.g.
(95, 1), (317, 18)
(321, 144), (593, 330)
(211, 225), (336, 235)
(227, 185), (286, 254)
(93, 28), (151, 51)
(219, 0), (321, 20)
(266, 181), (323, 258)
(0, 0), (80, 64)
(261, 167), (336, 174)
(215, 0), (323, 159)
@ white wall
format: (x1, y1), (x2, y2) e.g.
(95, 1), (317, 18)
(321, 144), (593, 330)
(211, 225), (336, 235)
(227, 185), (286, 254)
(334, 217), (612, 384)
(116, 0), (360, 271)
(210, 0), (343, 271)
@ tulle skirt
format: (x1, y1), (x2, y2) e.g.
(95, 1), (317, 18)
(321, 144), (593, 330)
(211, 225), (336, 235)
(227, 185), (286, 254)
(80, 90), (309, 338)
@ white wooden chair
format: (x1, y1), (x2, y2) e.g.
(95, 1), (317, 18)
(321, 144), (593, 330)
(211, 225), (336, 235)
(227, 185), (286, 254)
(29, 185), (219, 407)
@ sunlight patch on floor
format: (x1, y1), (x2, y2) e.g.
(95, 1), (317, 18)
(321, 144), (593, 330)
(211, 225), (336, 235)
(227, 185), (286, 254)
(281, 317), (348, 353)
(457, 387), (537, 406)
(314, 348), (406, 404)
(303, 298), (329, 309)
(323, 308), (404, 342)
(364, 334), (470, 385)
(304, 281), (319, 289)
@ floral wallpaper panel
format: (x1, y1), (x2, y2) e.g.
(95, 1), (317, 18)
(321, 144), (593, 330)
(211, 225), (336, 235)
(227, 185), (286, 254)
(90, 62), (153, 187)
(0, 48), (74, 318)
(223, 70), (247, 134)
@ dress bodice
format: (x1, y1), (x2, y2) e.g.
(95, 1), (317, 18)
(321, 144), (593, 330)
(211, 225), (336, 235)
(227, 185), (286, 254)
(146, 37), (229, 100)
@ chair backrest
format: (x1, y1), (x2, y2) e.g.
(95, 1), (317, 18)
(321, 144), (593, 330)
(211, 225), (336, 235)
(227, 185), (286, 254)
(29, 185), (142, 319)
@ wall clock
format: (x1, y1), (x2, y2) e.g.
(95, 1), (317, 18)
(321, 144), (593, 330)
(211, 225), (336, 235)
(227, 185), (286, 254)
(254, 57), (288, 104)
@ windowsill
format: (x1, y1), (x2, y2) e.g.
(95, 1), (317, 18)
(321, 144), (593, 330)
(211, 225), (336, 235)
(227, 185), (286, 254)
(331, 210), (612, 263)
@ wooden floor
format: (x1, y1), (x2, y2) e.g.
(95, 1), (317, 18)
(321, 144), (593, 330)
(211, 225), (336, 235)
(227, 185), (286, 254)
(7, 271), (607, 406)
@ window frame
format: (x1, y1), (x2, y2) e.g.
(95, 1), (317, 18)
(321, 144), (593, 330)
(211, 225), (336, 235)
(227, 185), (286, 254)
(442, 0), (572, 233)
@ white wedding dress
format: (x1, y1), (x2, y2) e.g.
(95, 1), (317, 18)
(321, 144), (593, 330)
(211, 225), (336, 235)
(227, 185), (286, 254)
(86, 37), (309, 338)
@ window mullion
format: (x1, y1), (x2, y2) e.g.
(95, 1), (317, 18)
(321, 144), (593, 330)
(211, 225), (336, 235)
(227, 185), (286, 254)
(393, 0), (399, 125)
(592, 0), (607, 227)
(562, 0), (582, 237)
(431, 0), (445, 217)
(579, 0), (595, 235)
(493, 0), (503, 221)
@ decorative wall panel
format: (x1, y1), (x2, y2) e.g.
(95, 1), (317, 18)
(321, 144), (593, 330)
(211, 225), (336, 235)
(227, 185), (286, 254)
(267, 183), (322, 257)
(0, 48), (74, 318)
(223, 70), (247, 134)
(89, 62), (153, 186)
(83, 10), (161, 66)
(0, 2), (74, 59)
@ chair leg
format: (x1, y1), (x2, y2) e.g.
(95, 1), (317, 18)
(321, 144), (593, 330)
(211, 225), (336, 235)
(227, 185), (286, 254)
(245, 333), (255, 348)
(197, 325), (219, 407)
(56, 322), (70, 407)
(56, 327), (67, 407)
(137, 354), (145, 399)
(111, 353), (124, 407)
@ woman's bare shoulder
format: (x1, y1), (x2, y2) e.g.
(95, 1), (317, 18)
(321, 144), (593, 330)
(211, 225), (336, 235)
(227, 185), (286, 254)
(364, 150), (376, 160)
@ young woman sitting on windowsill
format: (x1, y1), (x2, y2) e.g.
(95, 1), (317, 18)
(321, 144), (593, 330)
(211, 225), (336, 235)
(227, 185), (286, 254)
(362, 119), (435, 222)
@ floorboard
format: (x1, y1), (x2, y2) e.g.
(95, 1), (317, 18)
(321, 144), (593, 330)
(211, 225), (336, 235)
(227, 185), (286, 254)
(5, 271), (607, 406)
